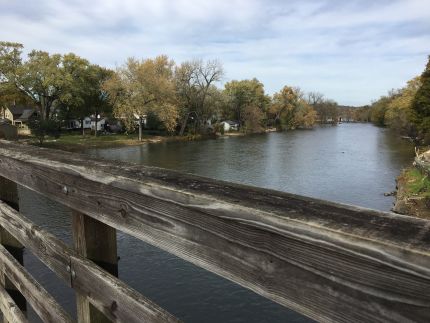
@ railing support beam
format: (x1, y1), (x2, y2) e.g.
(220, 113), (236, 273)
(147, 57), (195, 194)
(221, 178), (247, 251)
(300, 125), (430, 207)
(0, 177), (26, 321)
(72, 211), (118, 323)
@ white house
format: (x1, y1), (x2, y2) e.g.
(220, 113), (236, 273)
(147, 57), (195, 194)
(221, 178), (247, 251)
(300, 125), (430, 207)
(220, 121), (231, 132)
(220, 120), (239, 132)
(91, 117), (107, 132)
(81, 117), (91, 129)
(65, 117), (92, 130)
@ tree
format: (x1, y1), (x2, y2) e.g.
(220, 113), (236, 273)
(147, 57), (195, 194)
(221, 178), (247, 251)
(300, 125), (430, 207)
(175, 59), (223, 135)
(80, 65), (113, 137)
(223, 78), (269, 128)
(306, 91), (324, 106)
(293, 101), (317, 129)
(312, 98), (339, 124)
(0, 42), (68, 120)
(56, 54), (112, 136)
(28, 115), (60, 145)
(103, 56), (178, 140)
(0, 81), (33, 115)
(269, 86), (300, 129)
(412, 56), (430, 138)
(385, 77), (421, 136)
(370, 90), (400, 127)
(0, 42), (108, 127)
(243, 105), (264, 133)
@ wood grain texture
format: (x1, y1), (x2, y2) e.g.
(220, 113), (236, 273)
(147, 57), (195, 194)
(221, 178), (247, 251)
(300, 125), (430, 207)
(72, 212), (118, 323)
(0, 141), (430, 322)
(0, 285), (27, 323)
(70, 255), (179, 323)
(0, 201), (179, 323)
(0, 245), (72, 323)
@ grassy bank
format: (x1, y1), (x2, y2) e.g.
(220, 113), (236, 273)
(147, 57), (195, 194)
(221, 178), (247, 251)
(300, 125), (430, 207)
(394, 167), (430, 219)
(33, 132), (204, 152)
(400, 168), (430, 198)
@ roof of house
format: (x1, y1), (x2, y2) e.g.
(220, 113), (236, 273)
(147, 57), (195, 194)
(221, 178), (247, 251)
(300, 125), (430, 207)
(15, 109), (36, 122)
(8, 105), (30, 116)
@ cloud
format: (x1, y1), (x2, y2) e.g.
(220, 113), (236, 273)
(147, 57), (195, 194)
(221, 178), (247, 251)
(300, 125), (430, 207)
(1, 0), (429, 105)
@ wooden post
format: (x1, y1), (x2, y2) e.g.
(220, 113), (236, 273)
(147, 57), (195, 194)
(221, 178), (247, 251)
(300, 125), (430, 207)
(72, 211), (118, 323)
(0, 177), (26, 320)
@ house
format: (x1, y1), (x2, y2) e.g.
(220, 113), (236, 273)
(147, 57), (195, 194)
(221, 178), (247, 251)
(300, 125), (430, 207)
(65, 117), (91, 130)
(220, 121), (231, 132)
(2, 105), (38, 128)
(14, 108), (38, 128)
(91, 117), (107, 132)
(220, 120), (239, 132)
(133, 113), (147, 127)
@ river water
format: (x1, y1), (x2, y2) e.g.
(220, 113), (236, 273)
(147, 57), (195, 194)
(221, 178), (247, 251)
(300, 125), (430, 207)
(18, 123), (414, 322)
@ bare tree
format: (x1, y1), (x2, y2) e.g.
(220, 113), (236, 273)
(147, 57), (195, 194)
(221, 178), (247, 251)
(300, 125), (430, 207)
(175, 59), (223, 135)
(306, 91), (324, 106)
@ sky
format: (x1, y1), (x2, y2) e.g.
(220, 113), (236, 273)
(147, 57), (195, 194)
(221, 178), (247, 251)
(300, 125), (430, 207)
(1, 0), (430, 106)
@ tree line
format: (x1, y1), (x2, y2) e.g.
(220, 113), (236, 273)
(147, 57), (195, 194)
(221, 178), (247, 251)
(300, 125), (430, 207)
(368, 56), (430, 144)
(0, 42), (345, 141)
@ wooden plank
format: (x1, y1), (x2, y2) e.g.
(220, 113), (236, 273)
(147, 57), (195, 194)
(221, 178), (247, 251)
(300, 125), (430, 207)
(70, 255), (178, 323)
(1, 142), (430, 322)
(0, 176), (26, 320)
(0, 245), (73, 323)
(0, 285), (28, 323)
(0, 200), (71, 284)
(72, 212), (118, 323)
(0, 201), (179, 323)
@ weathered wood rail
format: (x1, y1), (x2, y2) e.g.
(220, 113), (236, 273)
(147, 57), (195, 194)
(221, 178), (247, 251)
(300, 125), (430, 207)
(0, 140), (429, 323)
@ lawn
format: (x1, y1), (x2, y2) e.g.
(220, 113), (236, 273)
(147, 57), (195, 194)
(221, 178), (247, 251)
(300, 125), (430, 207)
(402, 168), (430, 198)
(38, 132), (162, 152)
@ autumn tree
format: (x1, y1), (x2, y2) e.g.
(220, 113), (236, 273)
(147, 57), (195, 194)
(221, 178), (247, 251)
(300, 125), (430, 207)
(370, 90), (401, 127)
(223, 78), (269, 128)
(385, 77), (421, 136)
(175, 59), (223, 135)
(103, 56), (178, 140)
(293, 101), (318, 129)
(243, 105), (265, 133)
(412, 56), (430, 138)
(269, 86), (301, 129)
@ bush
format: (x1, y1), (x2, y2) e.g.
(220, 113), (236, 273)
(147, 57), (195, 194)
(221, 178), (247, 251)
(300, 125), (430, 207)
(28, 116), (60, 145)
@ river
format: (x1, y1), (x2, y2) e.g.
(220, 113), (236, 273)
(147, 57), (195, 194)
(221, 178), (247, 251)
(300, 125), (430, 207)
(18, 123), (414, 322)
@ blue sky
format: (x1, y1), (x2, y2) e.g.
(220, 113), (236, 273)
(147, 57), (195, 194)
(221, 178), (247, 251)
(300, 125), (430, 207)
(1, 0), (430, 105)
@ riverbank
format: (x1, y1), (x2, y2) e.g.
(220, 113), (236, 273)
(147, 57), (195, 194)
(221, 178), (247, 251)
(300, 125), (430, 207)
(29, 132), (212, 152)
(393, 149), (430, 219)
(27, 128), (281, 152)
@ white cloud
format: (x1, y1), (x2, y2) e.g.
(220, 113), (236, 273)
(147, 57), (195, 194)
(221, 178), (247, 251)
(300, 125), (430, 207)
(1, 0), (430, 105)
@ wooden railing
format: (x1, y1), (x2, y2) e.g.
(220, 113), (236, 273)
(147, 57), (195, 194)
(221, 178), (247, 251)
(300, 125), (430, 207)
(0, 140), (429, 323)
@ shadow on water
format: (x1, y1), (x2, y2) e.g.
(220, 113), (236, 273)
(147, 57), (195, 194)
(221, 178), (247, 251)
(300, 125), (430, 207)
(19, 124), (414, 322)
